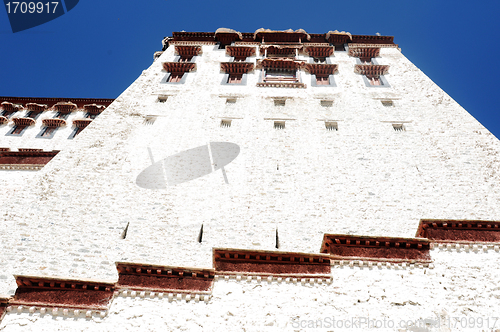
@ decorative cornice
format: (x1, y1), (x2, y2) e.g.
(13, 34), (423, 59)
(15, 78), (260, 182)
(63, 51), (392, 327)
(54, 101), (77, 112)
(12, 276), (115, 311)
(351, 35), (394, 44)
(326, 32), (352, 45)
(254, 29), (310, 43)
(83, 104), (106, 114)
(42, 118), (66, 127)
(18, 148), (43, 152)
(175, 45), (202, 57)
(354, 64), (390, 76)
(220, 62), (254, 74)
(348, 43), (398, 49)
(73, 119), (93, 128)
(162, 62), (196, 73)
(116, 262), (214, 294)
(169, 41), (216, 46)
(0, 97), (114, 109)
(26, 103), (48, 112)
(0, 116), (8, 125)
(233, 41), (260, 46)
(304, 46), (334, 57)
(257, 58), (305, 70)
(0, 164), (45, 170)
(12, 117), (35, 126)
(321, 234), (431, 263)
(304, 64), (338, 76)
(257, 82), (306, 88)
(214, 248), (331, 277)
(172, 31), (215, 41)
(416, 219), (500, 244)
(1, 101), (23, 111)
(259, 45), (302, 56)
(348, 47), (380, 58)
(0, 150), (59, 169)
(226, 46), (256, 58)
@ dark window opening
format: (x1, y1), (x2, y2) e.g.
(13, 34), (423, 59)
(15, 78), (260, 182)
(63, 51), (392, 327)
(313, 57), (326, 64)
(367, 76), (382, 86)
(85, 113), (98, 119)
(316, 75), (330, 85)
(12, 125), (27, 135)
(54, 112), (70, 120)
(227, 74), (243, 84)
(335, 44), (345, 52)
(264, 69), (297, 83)
(1, 110), (16, 119)
(359, 57), (372, 64)
(26, 111), (42, 120)
(41, 127), (56, 137)
(168, 73), (184, 83)
(178, 56), (193, 63)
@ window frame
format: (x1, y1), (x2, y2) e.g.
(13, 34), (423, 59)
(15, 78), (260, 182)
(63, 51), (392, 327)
(36, 126), (59, 139)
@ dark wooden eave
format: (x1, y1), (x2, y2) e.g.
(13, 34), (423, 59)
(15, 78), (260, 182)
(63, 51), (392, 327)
(220, 62), (254, 74)
(162, 62), (196, 73)
(42, 118), (66, 127)
(349, 47), (380, 58)
(12, 117), (35, 126)
(175, 46), (202, 57)
(258, 58), (305, 70)
(305, 46), (334, 57)
(73, 119), (93, 128)
(172, 31), (215, 41)
(351, 35), (394, 44)
(226, 46), (256, 58)
(354, 64), (389, 76)
(304, 64), (338, 76)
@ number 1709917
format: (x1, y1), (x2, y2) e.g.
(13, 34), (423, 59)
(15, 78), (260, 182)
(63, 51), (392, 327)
(5, 2), (59, 14)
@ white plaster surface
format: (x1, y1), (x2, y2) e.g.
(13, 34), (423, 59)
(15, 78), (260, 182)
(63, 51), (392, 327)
(1, 44), (500, 331)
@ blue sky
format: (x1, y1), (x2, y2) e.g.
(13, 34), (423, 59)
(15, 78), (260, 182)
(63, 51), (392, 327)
(1, 1), (499, 137)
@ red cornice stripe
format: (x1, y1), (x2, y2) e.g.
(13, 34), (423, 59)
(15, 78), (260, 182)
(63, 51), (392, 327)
(416, 219), (500, 243)
(321, 234), (431, 262)
(116, 262), (214, 293)
(12, 276), (115, 310)
(0, 150), (59, 165)
(214, 248), (331, 276)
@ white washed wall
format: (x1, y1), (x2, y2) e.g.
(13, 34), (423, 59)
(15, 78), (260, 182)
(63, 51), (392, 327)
(1, 44), (500, 331)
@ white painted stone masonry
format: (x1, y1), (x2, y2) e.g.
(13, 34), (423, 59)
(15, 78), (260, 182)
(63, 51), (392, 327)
(1, 43), (500, 331)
